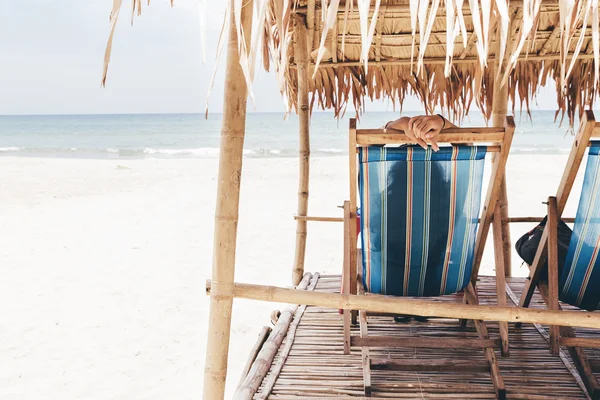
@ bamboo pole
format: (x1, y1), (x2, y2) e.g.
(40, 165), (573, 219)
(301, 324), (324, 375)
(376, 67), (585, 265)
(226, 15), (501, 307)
(256, 273), (320, 399)
(235, 273), (314, 400)
(202, 1), (253, 399)
(235, 326), (271, 390)
(205, 280), (600, 330)
(292, 15), (311, 286)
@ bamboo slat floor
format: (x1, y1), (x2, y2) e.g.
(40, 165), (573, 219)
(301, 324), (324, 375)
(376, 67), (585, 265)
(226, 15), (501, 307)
(250, 275), (597, 399)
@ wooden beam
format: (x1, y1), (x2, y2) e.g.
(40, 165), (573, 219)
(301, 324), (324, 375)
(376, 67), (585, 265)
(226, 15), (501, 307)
(561, 337), (600, 349)
(504, 217), (576, 223)
(519, 111), (596, 309)
(292, 15), (311, 286)
(205, 280), (600, 330)
(539, 25), (561, 56)
(547, 196), (561, 355)
(203, 1), (253, 398)
(294, 215), (343, 222)
(471, 117), (516, 282)
(289, 52), (599, 68)
(371, 359), (491, 373)
(342, 202), (351, 356)
(351, 336), (501, 348)
(307, 0), (315, 55)
(356, 128), (505, 145)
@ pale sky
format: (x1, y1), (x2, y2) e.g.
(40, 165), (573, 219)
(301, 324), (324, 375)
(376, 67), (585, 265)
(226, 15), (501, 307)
(0, 0), (565, 115)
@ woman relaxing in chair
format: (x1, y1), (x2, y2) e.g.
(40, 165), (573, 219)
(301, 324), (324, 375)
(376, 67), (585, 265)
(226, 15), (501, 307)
(383, 114), (457, 151)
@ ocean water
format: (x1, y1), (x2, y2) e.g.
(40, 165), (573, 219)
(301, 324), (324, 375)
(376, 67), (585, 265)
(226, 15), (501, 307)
(0, 111), (578, 159)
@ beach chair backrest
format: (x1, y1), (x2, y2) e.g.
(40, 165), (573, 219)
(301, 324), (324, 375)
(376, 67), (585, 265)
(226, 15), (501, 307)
(560, 141), (600, 310)
(359, 146), (487, 296)
(349, 118), (515, 297)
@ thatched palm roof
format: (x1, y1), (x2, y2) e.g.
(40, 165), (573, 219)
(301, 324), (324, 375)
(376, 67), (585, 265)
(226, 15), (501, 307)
(103, 0), (600, 124)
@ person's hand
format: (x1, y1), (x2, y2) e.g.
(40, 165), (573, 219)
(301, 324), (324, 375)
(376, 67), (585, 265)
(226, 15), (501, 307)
(408, 115), (446, 151)
(385, 117), (429, 150)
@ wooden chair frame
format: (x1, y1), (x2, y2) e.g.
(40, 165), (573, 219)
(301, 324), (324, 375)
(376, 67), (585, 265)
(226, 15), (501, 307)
(517, 110), (600, 400)
(342, 116), (516, 398)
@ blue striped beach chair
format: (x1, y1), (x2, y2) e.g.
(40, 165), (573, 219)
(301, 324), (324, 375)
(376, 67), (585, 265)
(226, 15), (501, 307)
(342, 117), (515, 398)
(518, 111), (600, 399)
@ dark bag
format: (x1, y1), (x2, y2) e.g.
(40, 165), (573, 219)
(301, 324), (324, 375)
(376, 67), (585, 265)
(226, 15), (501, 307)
(515, 216), (573, 271)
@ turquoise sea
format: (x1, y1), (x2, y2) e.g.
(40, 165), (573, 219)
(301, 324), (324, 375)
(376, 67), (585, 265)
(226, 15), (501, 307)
(0, 111), (580, 159)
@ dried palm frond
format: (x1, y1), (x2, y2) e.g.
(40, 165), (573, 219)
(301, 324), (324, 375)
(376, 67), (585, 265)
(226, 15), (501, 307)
(102, 0), (600, 126)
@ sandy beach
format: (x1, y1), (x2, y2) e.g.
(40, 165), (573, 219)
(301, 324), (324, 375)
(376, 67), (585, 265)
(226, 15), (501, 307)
(0, 153), (585, 399)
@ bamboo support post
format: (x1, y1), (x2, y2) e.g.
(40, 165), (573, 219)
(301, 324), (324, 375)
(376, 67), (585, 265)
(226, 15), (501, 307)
(203, 1), (253, 398)
(547, 196), (561, 355)
(493, 209), (510, 356)
(292, 15), (311, 286)
(234, 274), (313, 400)
(491, 47), (512, 278)
(205, 279), (600, 330)
(348, 121), (358, 304)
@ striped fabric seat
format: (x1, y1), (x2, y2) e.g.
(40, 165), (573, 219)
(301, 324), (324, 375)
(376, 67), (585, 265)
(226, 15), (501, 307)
(560, 143), (600, 311)
(359, 145), (487, 297)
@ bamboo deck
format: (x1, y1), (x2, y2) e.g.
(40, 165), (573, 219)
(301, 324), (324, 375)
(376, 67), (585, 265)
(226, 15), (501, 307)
(245, 275), (599, 399)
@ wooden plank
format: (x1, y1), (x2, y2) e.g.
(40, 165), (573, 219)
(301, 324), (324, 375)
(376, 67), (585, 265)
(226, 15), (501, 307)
(358, 309), (371, 396)
(519, 111), (596, 309)
(371, 359), (491, 373)
(206, 279), (600, 329)
(547, 196), (561, 355)
(351, 336), (501, 348)
(493, 208), (510, 356)
(294, 215), (343, 222)
(471, 116), (516, 283)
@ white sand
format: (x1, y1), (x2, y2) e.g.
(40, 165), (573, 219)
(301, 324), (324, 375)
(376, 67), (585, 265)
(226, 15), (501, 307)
(0, 153), (585, 399)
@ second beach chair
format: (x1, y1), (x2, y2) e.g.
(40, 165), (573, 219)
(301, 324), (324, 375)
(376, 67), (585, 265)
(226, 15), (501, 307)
(518, 110), (600, 399)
